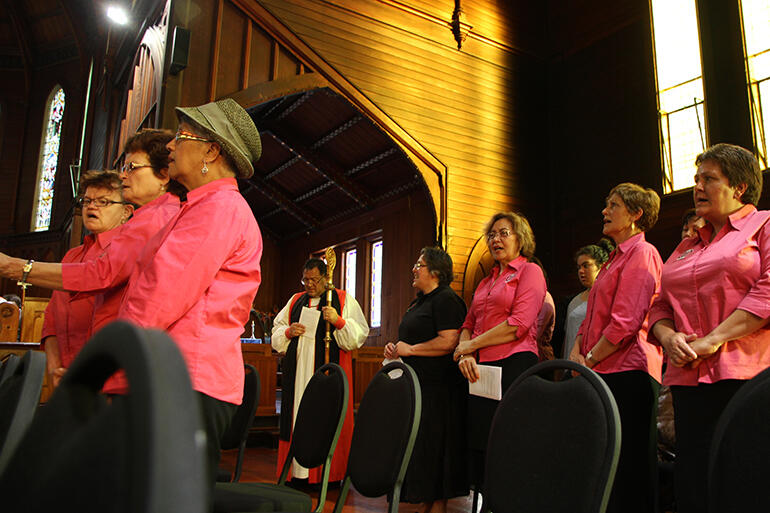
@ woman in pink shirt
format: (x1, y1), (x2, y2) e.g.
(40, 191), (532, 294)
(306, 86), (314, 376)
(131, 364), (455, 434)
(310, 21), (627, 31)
(41, 170), (133, 388)
(570, 183), (663, 513)
(453, 211), (546, 493)
(649, 144), (770, 513)
(118, 98), (263, 487)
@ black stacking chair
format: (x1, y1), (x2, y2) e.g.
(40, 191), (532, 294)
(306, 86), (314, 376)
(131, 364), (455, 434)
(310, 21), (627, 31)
(0, 350), (45, 475)
(214, 362), (348, 513)
(708, 366), (770, 513)
(0, 321), (208, 513)
(0, 353), (21, 385)
(218, 363), (260, 483)
(331, 361), (422, 513)
(482, 359), (621, 513)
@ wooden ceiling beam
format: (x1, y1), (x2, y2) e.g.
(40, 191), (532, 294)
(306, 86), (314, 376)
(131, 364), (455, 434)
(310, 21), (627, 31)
(243, 176), (321, 232)
(262, 125), (373, 209)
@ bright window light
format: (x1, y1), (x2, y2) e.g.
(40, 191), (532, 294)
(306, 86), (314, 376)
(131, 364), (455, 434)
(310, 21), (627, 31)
(370, 241), (383, 328)
(651, 0), (706, 192)
(741, 0), (770, 168)
(344, 249), (357, 299)
(106, 5), (129, 25)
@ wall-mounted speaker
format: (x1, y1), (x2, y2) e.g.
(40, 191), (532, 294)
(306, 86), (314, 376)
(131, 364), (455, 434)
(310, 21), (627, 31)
(169, 27), (190, 75)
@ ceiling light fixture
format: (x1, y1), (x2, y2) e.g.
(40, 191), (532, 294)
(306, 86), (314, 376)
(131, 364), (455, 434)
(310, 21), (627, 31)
(106, 5), (129, 26)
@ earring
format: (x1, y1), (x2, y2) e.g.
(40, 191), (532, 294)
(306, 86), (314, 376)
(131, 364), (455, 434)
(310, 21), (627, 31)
(201, 161), (208, 174)
(160, 183), (166, 192)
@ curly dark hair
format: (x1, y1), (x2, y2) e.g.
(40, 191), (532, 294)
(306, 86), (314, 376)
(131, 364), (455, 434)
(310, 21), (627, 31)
(123, 129), (186, 197)
(575, 238), (615, 266)
(695, 143), (762, 206)
(419, 246), (454, 287)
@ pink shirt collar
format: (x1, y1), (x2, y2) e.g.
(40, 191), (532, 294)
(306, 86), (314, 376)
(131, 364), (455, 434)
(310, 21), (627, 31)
(697, 204), (757, 243)
(186, 177), (238, 203)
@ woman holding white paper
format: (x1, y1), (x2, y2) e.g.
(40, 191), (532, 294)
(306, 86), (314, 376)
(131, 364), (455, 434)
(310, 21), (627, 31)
(453, 211), (546, 492)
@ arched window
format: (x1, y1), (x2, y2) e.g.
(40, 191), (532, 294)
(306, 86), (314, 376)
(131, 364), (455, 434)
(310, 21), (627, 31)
(32, 86), (66, 232)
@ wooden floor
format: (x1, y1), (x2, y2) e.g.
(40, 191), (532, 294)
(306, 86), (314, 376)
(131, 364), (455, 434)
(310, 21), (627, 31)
(220, 446), (476, 513)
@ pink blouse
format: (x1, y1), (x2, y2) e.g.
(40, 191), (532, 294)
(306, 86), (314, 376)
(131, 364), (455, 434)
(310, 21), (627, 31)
(41, 229), (121, 368)
(578, 232), (663, 381)
(61, 193), (181, 293)
(461, 255), (546, 362)
(648, 205), (770, 386)
(119, 178), (262, 404)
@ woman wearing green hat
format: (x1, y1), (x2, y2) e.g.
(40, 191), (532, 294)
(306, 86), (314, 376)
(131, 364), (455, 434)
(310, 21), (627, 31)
(116, 98), (263, 485)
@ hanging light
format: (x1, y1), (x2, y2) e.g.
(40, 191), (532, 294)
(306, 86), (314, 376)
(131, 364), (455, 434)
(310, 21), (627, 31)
(106, 5), (129, 26)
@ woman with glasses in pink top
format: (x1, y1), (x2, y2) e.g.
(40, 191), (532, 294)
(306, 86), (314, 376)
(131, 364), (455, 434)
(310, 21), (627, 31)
(649, 144), (770, 513)
(453, 211), (546, 495)
(0, 130), (182, 391)
(570, 182), (663, 513)
(117, 98), (263, 487)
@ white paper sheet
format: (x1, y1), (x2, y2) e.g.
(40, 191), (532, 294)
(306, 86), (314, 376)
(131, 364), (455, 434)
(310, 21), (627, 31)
(469, 364), (503, 400)
(299, 306), (320, 339)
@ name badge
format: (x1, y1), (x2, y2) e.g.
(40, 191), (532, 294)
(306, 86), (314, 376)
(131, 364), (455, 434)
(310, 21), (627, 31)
(676, 248), (694, 261)
(505, 273), (517, 283)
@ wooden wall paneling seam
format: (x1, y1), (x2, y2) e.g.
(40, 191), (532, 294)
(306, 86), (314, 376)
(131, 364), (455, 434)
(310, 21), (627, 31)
(242, 21), (252, 90)
(209, 0), (225, 102)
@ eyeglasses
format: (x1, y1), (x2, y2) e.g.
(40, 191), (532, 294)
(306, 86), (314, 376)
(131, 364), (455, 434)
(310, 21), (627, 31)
(413, 262), (428, 270)
(78, 197), (128, 208)
(301, 276), (323, 286)
(175, 130), (213, 144)
(486, 229), (512, 241)
(120, 162), (153, 175)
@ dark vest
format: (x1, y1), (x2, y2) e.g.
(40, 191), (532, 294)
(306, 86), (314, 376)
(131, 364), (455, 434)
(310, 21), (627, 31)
(279, 289), (346, 440)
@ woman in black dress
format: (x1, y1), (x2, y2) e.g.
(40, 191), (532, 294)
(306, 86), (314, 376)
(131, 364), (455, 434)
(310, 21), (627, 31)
(384, 246), (468, 513)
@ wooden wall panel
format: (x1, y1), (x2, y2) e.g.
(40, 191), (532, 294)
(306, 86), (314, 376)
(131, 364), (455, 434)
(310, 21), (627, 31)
(257, 0), (529, 297)
(248, 24), (274, 86)
(216, 1), (249, 98)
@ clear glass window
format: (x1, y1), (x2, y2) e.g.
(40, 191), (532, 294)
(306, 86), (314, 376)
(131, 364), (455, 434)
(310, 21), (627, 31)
(344, 248), (357, 299)
(370, 240), (383, 328)
(651, 0), (706, 192)
(741, 0), (770, 168)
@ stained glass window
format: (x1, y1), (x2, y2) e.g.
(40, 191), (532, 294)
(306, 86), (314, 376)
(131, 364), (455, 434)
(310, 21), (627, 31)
(33, 87), (65, 231)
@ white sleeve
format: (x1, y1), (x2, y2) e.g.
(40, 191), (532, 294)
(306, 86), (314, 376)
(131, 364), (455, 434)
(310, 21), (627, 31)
(271, 297), (293, 353)
(335, 293), (370, 351)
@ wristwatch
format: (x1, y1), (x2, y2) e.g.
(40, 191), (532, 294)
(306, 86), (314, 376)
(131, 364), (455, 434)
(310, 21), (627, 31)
(586, 349), (598, 367)
(18, 259), (34, 285)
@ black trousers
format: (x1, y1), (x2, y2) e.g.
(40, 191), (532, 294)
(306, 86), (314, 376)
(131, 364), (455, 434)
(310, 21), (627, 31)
(198, 392), (238, 490)
(467, 351), (538, 490)
(671, 380), (745, 513)
(599, 371), (660, 513)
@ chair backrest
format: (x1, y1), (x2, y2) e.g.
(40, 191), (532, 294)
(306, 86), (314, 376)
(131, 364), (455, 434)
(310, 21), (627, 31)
(0, 353), (21, 385)
(333, 361), (422, 513)
(276, 362), (347, 511)
(483, 359), (621, 513)
(220, 363), (260, 482)
(0, 321), (208, 513)
(0, 350), (45, 474)
(708, 366), (770, 513)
